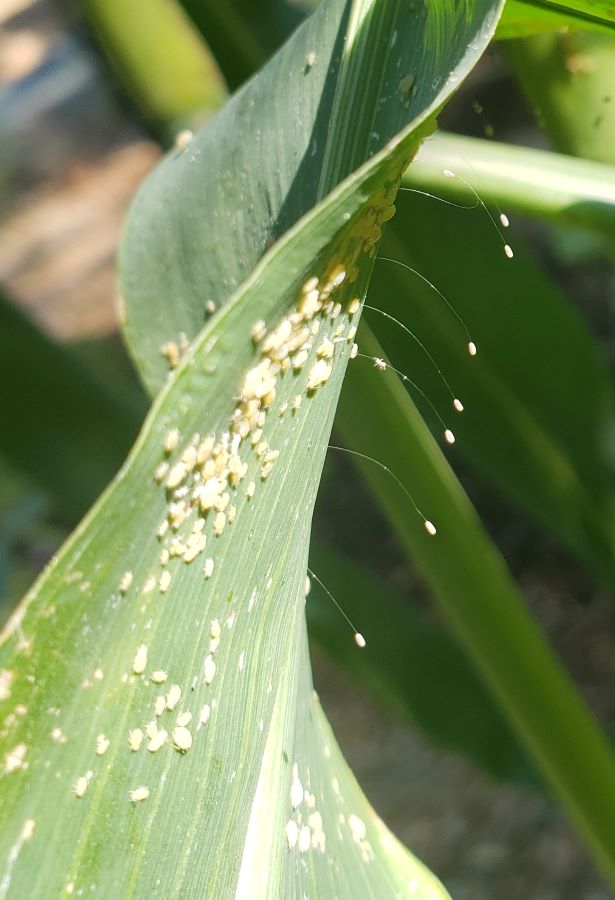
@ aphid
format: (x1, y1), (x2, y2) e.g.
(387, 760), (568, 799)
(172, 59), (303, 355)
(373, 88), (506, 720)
(4, 743), (27, 774)
(317, 337), (334, 359)
(73, 771), (92, 798)
(119, 571), (133, 594)
(147, 729), (168, 752)
(298, 825), (312, 853)
(132, 644), (148, 675)
(203, 655), (216, 685)
(213, 512), (226, 536)
(307, 359), (332, 390)
(166, 684), (182, 710)
(305, 51), (316, 68)
(348, 298), (360, 315)
(154, 695), (166, 716)
(176, 711), (192, 727)
(161, 341), (180, 368)
(128, 729), (143, 751)
(204, 558), (214, 578)
(175, 129), (193, 149)
(350, 343), (358, 359)
(95, 734), (110, 756)
(172, 726), (193, 752)
(251, 320), (267, 343)
(164, 428), (180, 453)
(157, 519), (169, 539)
(373, 357), (387, 370)
(142, 575), (157, 594)
(129, 786), (150, 804)
(166, 462), (187, 490)
(159, 571), (172, 593)
(151, 670), (168, 684)
(227, 505), (237, 524)
(399, 73), (415, 94)
(145, 720), (158, 740)
(206, 299), (216, 314)
(246, 482), (256, 500)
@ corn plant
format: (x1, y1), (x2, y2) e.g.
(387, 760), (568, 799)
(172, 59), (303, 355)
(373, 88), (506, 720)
(2, 0), (615, 896)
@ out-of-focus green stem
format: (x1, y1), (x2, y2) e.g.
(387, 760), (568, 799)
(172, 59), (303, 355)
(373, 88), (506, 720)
(82, 0), (227, 140)
(337, 325), (615, 888)
(402, 131), (615, 234)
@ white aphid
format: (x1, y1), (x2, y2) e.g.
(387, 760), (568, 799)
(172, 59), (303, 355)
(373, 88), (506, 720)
(204, 558), (214, 578)
(198, 704), (211, 729)
(119, 571), (133, 594)
(129, 786), (150, 804)
(164, 428), (180, 452)
(176, 711), (192, 727)
(298, 825), (312, 853)
(307, 359), (332, 390)
(154, 695), (166, 716)
(95, 734), (110, 756)
(147, 729), (168, 752)
(128, 729), (143, 751)
(132, 644), (148, 675)
(172, 726), (193, 752)
(166, 684), (182, 710)
(73, 771), (93, 798)
(151, 670), (168, 684)
(159, 571), (172, 593)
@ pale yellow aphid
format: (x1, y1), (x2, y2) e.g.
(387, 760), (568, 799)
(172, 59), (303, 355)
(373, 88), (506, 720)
(95, 734), (110, 756)
(142, 575), (157, 594)
(154, 461), (169, 482)
(203, 558), (214, 578)
(128, 729), (143, 751)
(157, 519), (169, 539)
(151, 670), (168, 684)
(166, 684), (182, 711)
(73, 770), (93, 798)
(164, 428), (180, 453)
(305, 51), (316, 68)
(298, 825), (312, 853)
(227, 505), (237, 524)
(129, 786), (150, 804)
(348, 298), (360, 315)
(159, 571), (172, 593)
(213, 512), (226, 536)
(307, 359), (332, 390)
(251, 320), (267, 343)
(147, 729), (167, 753)
(132, 644), (148, 675)
(166, 462), (187, 490)
(198, 704), (211, 729)
(317, 337), (334, 359)
(119, 571), (133, 594)
(154, 695), (166, 716)
(246, 481), (256, 500)
(172, 726), (193, 752)
(145, 720), (158, 740)
(176, 711), (192, 727)
(291, 395), (302, 411)
(160, 549), (170, 566)
(350, 343), (358, 359)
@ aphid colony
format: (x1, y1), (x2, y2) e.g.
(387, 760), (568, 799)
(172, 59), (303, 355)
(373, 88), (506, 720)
(104, 180), (401, 806)
(285, 762), (326, 854)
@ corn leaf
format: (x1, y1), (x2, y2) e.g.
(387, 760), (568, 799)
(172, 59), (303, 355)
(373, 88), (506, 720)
(0, 0), (503, 895)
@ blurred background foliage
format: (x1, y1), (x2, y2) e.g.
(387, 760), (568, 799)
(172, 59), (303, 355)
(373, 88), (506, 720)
(1, 0), (615, 895)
